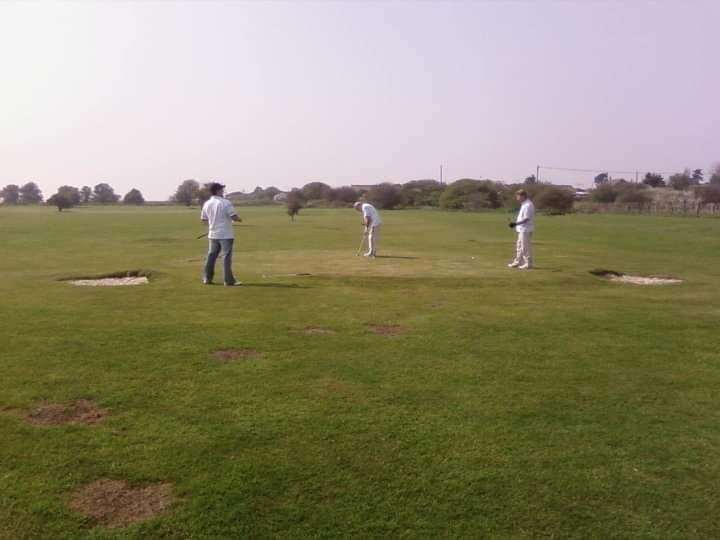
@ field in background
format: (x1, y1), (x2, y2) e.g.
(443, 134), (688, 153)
(1, 205), (720, 538)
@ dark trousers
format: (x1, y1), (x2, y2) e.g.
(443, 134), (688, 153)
(204, 239), (235, 285)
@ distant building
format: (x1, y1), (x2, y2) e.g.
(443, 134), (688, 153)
(273, 192), (288, 202)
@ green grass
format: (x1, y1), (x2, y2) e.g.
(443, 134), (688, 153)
(1, 205), (720, 538)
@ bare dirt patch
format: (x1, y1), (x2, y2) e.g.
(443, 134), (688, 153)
(303, 326), (336, 335)
(61, 270), (152, 287)
(27, 400), (107, 426)
(69, 479), (175, 528)
(590, 269), (683, 286)
(70, 277), (149, 287)
(367, 324), (407, 336)
(212, 349), (263, 362)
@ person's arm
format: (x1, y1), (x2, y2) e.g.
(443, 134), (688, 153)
(201, 205), (208, 224)
(509, 205), (528, 227)
(226, 201), (242, 223)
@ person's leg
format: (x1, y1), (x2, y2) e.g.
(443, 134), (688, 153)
(204, 240), (222, 283)
(509, 233), (522, 266)
(525, 232), (533, 267)
(220, 239), (236, 285)
(368, 226), (380, 256)
(519, 232), (532, 268)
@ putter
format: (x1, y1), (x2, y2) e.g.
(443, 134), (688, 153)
(355, 231), (367, 256)
(196, 232), (208, 239)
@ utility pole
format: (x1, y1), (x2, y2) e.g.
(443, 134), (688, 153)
(635, 170), (639, 183)
(440, 164), (443, 184)
(536, 164), (540, 183)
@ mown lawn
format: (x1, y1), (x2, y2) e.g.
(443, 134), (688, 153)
(1, 205), (719, 538)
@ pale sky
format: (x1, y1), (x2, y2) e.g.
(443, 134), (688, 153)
(1, 0), (718, 201)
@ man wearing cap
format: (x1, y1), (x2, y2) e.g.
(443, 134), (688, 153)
(201, 182), (242, 286)
(354, 201), (382, 257)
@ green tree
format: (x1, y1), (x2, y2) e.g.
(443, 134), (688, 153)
(123, 188), (145, 205)
(198, 184), (211, 205)
(301, 182), (332, 201)
(172, 179), (200, 206)
(81, 186), (93, 203)
(691, 168), (704, 184)
(19, 182), (43, 204)
(47, 191), (74, 212)
(642, 172), (665, 187)
(439, 179), (501, 210)
(400, 180), (444, 207)
(367, 183), (404, 210)
(594, 173), (609, 186)
(534, 186), (575, 213)
(92, 183), (120, 203)
(524, 175), (537, 185)
(56, 186), (81, 205)
(287, 190), (303, 221)
(668, 170), (692, 191)
(0, 184), (21, 204)
(330, 186), (359, 204)
(591, 184), (618, 203)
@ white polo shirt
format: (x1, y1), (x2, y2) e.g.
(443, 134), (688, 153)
(201, 196), (237, 239)
(362, 203), (382, 227)
(515, 200), (535, 233)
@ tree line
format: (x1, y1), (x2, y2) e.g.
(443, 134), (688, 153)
(0, 183), (145, 211)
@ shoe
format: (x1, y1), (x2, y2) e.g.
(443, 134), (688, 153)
(507, 262), (519, 268)
(363, 252), (372, 257)
(203, 279), (213, 285)
(518, 264), (532, 270)
(224, 281), (242, 286)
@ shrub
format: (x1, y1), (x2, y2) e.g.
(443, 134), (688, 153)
(401, 180), (444, 207)
(439, 179), (501, 210)
(592, 184), (618, 203)
(366, 183), (403, 209)
(534, 186), (575, 213)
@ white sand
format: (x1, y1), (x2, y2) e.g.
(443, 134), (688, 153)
(70, 277), (149, 287)
(609, 275), (682, 286)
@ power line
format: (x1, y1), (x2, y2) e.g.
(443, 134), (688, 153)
(539, 165), (680, 176)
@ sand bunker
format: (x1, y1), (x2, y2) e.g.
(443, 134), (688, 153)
(591, 269), (683, 286)
(213, 349), (263, 361)
(27, 400), (107, 426)
(367, 324), (407, 336)
(70, 277), (149, 287)
(69, 479), (175, 528)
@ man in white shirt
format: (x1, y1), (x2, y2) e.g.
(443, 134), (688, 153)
(508, 189), (535, 270)
(201, 183), (242, 286)
(354, 201), (382, 257)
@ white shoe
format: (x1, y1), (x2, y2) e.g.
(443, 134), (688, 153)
(518, 264), (531, 270)
(507, 262), (519, 268)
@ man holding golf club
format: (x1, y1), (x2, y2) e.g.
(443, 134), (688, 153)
(354, 201), (382, 257)
(507, 189), (535, 270)
(201, 182), (241, 286)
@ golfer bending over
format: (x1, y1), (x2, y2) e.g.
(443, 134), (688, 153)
(354, 201), (382, 257)
(201, 182), (241, 286)
(508, 189), (535, 270)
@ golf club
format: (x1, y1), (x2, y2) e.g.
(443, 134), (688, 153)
(196, 232), (208, 239)
(356, 230), (367, 256)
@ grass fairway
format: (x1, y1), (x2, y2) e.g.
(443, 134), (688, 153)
(1, 205), (720, 538)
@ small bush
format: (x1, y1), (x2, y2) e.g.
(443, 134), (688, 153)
(534, 186), (575, 214)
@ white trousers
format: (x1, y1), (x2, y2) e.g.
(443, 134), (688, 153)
(367, 225), (380, 256)
(512, 231), (533, 266)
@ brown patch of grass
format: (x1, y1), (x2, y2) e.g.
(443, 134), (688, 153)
(212, 349), (263, 362)
(26, 400), (107, 426)
(69, 479), (175, 528)
(303, 326), (336, 335)
(367, 324), (407, 336)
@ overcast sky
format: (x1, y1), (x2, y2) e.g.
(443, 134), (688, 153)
(1, 0), (718, 200)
